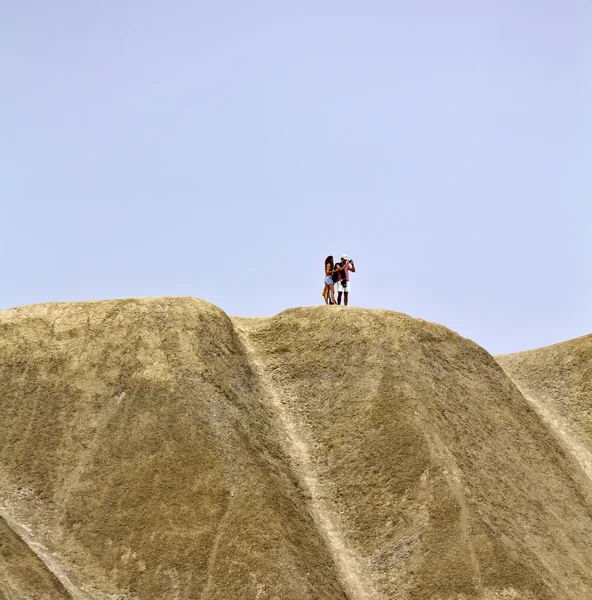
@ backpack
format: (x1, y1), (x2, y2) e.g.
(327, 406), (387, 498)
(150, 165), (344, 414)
(332, 263), (340, 283)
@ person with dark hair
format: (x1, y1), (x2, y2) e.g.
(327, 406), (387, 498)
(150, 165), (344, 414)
(334, 254), (356, 305)
(322, 255), (336, 305)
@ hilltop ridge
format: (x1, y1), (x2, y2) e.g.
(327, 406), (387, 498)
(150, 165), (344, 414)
(1, 297), (592, 599)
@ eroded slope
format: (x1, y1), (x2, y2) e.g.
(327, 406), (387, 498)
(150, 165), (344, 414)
(1, 298), (592, 599)
(498, 335), (592, 461)
(0, 298), (346, 599)
(241, 307), (592, 600)
(0, 515), (70, 600)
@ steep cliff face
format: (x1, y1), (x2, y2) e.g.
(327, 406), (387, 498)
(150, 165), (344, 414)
(1, 298), (591, 599)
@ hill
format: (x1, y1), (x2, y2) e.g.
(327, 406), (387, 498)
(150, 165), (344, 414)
(497, 335), (592, 487)
(1, 298), (592, 599)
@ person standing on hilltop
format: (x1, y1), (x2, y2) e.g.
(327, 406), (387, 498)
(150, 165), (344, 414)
(334, 255), (355, 305)
(322, 255), (336, 305)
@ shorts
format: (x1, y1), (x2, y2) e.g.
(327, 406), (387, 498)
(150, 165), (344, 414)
(337, 280), (350, 293)
(324, 276), (334, 285)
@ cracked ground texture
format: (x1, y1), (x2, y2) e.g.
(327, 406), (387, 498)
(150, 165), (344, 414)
(1, 298), (592, 599)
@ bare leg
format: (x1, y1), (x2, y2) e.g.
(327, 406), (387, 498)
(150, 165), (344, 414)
(323, 285), (329, 305)
(337, 291), (342, 305)
(344, 292), (349, 306)
(329, 284), (336, 304)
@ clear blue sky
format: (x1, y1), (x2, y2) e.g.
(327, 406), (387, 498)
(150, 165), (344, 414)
(2, 1), (591, 354)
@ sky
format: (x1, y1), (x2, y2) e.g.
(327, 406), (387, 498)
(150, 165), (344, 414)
(2, 0), (591, 354)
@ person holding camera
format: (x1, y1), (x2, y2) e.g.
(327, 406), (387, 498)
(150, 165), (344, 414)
(334, 255), (355, 305)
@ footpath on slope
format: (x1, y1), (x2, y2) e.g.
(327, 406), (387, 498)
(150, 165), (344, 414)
(234, 318), (384, 600)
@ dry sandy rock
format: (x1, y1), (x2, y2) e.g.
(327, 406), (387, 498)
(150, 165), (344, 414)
(497, 336), (592, 497)
(0, 297), (591, 599)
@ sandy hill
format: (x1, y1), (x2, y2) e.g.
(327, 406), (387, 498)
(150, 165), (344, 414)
(1, 298), (592, 600)
(497, 335), (592, 490)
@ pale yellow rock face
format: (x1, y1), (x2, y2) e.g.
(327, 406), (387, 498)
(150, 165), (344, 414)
(1, 298), (591, 599)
